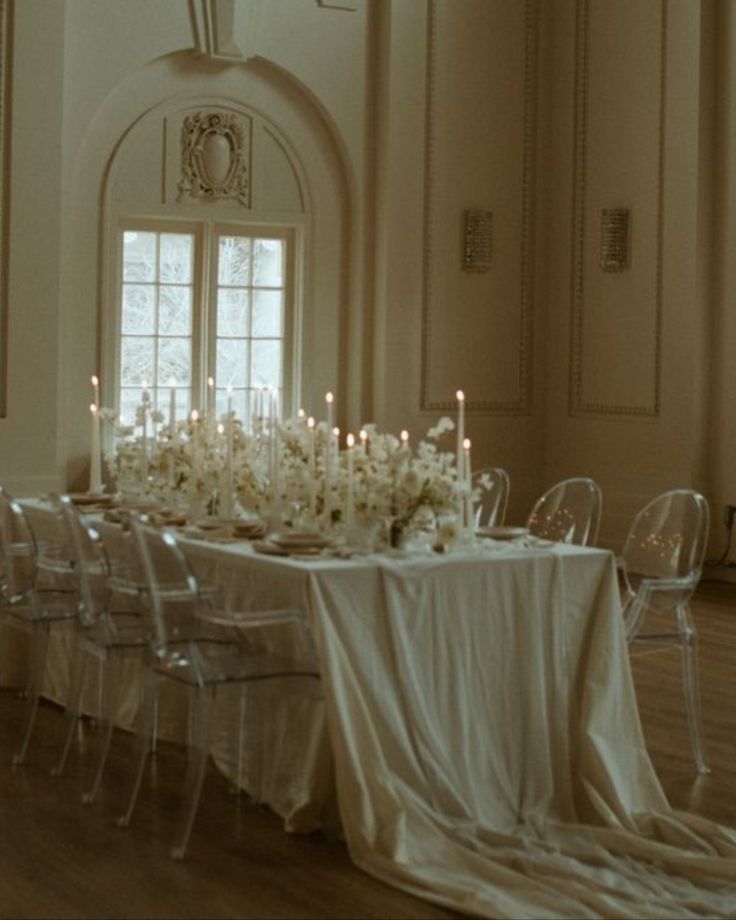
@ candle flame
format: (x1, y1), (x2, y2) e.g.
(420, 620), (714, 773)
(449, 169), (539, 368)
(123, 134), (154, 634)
(400, 430), (409, 443)
(297, 408), (306, 419)
(91, 375), (99, 387)
(347, 433), (355, 448)
(333, 426), (340, 437)
(89, 403), (97, 414)
(190, 410), (199, 422)
(217, 423), (225, 435)
(463, 437), (471, 450)
(456, 389), (465, 402)
(208, 376), (215, 388)
(359, 429), (368, 441)
(325, 392), (334, 404)
(307, 416), (315, 429)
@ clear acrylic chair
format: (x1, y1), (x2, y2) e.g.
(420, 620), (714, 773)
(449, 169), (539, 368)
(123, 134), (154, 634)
(526, 477), (602, 546)
(619, 489), (710, 774)
(118, 517), (320, 859)
(52, 495), (151, 802)
(472, 467), (510, 528)
(0, 487), (77, 765)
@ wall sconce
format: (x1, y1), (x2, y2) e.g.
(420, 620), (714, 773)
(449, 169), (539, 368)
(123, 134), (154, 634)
(463, 209), (493, 273)
(600, 208), (630, 272)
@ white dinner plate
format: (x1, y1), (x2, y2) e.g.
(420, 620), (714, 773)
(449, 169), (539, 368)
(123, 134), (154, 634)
(69, 492), (115, 507)
(476, 525), (530, 541)
(271, 532), (331, 551)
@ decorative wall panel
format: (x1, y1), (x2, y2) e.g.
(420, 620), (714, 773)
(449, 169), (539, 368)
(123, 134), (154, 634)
(0, 0), (10, 417)
(420, 0), (538, 413)
(569, 0), (666, 417)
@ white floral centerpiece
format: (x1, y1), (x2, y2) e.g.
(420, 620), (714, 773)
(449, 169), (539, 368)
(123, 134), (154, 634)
(109, 403), (488, 549)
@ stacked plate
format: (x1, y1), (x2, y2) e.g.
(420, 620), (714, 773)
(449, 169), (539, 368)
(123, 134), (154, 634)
(69, 493), (116, 509)
(232, 519), (267, 539)
(476, 525), (530, 541)
(254, 531), (331, 557)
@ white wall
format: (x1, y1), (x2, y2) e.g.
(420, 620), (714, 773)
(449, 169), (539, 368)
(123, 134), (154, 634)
(0, 0), (730, 562)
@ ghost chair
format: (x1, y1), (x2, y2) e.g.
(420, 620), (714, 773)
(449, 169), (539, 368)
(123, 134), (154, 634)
(117, 516), (321, 859)
(619, 488), (710, 774)
(526, 477), (602, 546)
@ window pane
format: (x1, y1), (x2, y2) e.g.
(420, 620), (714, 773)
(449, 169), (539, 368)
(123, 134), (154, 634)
(159, 233), (193, 284)
(158, 337), (191, 385)
(253, 239), (283, 287)
(216, 339), (249, 387)
(159, 286), (192, 335)
(123, 231), (156, 282)
(252, 290), (283, 337)
(251, 339), (281, 388)
(217, 289), (249, 337)
(218, 236), (251, 285)
(215, 388), (248, 422)
(119, 388), (143, 428)
(121, 337), (155, 386)
(121, 284), (155, 335)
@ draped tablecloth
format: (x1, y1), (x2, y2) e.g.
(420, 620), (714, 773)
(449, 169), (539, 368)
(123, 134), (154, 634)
(12, 501), (736, 917)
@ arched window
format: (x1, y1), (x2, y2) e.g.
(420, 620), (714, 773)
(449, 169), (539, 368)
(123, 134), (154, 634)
(116, 218), (295, 427)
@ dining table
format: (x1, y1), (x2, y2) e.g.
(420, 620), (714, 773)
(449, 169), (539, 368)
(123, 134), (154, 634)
(10, 498), (736, 918)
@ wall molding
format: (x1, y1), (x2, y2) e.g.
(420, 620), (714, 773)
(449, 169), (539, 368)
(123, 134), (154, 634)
(420, 0), (538, 414)
(0, 0), (11, 418)
(568, 0), (667, 418)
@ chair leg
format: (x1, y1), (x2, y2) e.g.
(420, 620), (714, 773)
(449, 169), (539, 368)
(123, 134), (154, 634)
(51, 640), (89, 776)
(171, 686), (213, 860)
(82, 655), (121, 804)
(12, 625), (50, 766)
(678, 604), (709, 775)
(117, 668), (159, 828)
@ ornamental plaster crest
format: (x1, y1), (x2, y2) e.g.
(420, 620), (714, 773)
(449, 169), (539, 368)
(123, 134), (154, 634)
(178, 111), (250, 206)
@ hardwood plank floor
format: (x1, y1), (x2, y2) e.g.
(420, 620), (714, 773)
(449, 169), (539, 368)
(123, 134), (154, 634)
(0, 581), (735, 919)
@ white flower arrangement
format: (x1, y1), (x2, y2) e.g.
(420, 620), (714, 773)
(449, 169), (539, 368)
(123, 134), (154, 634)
(109, 409), (488, 544)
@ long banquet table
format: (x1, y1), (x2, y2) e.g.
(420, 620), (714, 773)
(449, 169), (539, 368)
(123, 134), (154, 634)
(10, 500), (736, 917)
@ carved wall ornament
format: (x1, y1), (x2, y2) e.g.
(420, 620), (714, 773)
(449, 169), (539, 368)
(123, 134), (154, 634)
(463, 209), (493, 273)
(178, 112), (251, 206)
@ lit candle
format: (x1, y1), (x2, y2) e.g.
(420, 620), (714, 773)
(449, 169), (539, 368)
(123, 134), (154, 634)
(141, 383), (150, 485)
(297, 408), (306, 423)
(307, 416), (316, 519)
(223, 388), (234, 515)
(207, 376), (215, 414)
(190, 410), (200, 470)
(359, 428), (368, 456)
(456, 390), (465, 473)
(346, 432), (355, 528)
(463, 437), (473, 535)
(400, 429), (409, 447)
(91, 375), (100, 409)
(325, 392), (334, 431)
(168, 377), (177, 433)
(324, 425), (340, 527)
(89, 403), (102, 494)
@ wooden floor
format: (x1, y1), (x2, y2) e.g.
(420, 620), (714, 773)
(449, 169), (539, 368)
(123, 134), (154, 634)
(0, 582), (735, 920)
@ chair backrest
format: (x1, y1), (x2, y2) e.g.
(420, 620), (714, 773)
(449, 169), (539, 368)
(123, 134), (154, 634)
(621, 489), (709, 582)
(0, 486), (38, 603)
(526, 477), (602, 546)
(57, 495), (111, 630)
(129, 516), (204, 659)
(472, 467), (510, 528)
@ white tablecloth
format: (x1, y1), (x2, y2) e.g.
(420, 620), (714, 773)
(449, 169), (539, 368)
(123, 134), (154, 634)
(11, 501), (736, 917)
